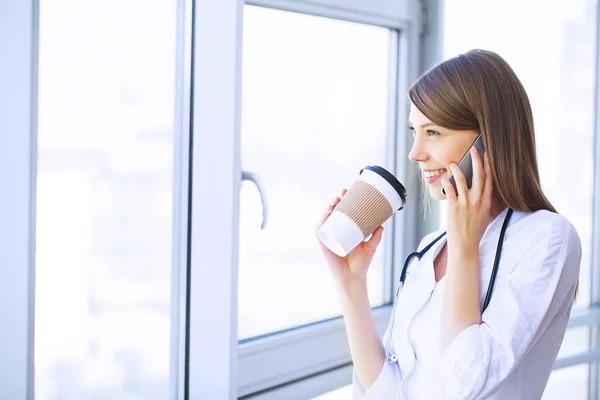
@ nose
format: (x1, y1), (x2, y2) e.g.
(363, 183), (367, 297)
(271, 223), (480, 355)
(408, 135), (428, 163)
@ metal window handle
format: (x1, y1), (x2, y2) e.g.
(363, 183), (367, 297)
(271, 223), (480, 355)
(242, 170), (268, 229)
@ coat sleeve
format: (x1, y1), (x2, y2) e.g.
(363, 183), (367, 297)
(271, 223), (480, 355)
(351, 360), (402, 399)
(433, 215), (581, 400)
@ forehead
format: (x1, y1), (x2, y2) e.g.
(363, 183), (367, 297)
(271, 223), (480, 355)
(408, 102), (433, 127)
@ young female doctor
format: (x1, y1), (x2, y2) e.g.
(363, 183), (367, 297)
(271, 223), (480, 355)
(317, 49), (582, 399)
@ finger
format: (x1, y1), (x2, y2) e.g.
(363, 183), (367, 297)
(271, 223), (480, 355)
(482, 152), (494, 205)
(341, 188), (348, 197)
(364, 226), (384, 254)
(317, 191), (345, 230)
(440, 176), (457, 201)
(318, 204), (335, 227)
(448, 162), (467, 198)
(470, 146), (485, 193)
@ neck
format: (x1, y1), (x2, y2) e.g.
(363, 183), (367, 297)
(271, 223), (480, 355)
(489, 195), (507, 225)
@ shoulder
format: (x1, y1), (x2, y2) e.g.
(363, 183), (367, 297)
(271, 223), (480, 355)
(510, 209), (580, 248)
(507, 209), (581, 279)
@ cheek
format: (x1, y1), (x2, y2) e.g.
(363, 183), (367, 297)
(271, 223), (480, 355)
(443, 141), (476, 166)
(432, 155), (462, 179)
(428, 150), (450, 169)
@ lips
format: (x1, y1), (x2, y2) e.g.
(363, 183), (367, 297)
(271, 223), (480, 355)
(423, 168), (447, 178)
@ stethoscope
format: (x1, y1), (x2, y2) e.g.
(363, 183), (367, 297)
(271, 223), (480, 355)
(385, 208), (514, 364)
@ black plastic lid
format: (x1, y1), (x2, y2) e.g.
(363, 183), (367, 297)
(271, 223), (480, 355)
(360, 165), (407, 210)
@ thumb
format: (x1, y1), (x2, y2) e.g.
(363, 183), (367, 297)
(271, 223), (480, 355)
(364, 226), (384, 255)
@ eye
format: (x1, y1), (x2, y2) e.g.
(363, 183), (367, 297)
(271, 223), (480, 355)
(426, 130), (440, 137)
(408, 125), (415, 136)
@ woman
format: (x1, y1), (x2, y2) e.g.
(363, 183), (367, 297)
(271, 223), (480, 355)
(317, 49), (582, 399)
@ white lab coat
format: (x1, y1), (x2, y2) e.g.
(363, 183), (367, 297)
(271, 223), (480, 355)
(353, 207), (582, 399)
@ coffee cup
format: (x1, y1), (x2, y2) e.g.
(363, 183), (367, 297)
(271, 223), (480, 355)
(317, 165), (407, 257)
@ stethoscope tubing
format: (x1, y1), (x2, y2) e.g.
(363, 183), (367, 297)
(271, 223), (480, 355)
(385, 208), (514, 364)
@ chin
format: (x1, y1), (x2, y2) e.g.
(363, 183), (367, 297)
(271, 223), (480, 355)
(428, 185), (445, 201)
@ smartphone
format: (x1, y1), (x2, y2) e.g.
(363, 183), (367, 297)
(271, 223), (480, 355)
(442, 134), (486, 195)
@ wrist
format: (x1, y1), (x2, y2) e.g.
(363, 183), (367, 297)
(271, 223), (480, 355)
(448, 244), (479, 260)
(335, 272), (367, 291)
(336, 278), (369, 304)
(447, 247), (480, 273)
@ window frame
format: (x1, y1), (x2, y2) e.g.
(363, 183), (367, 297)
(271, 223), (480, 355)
(247, 0), (411, 27)
(171, 0), (194, 397)
(185, 0), (244, 398)
(0, 0), (38, 398)
(588, 1), (600, 397)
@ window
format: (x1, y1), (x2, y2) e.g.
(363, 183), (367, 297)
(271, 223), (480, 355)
(234, 5), (415, 396)
(543, 364), (589, 399)
(35, 1), (179, 397)
(239, 5), (394, 340)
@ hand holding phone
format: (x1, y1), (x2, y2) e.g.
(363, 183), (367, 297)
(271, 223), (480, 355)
(442, 134), (486, 196)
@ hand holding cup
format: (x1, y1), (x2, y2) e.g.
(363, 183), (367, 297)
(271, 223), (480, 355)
(316, 166), (407, 286)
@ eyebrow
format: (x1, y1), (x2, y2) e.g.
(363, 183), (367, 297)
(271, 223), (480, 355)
(407, 121), (437, 129)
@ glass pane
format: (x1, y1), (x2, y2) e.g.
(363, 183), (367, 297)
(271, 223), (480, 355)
(35, 1), (178, 398)
(542, 364), (589, 399)
(557, 326), (590, 359)
(239, 6), (392, 340)
(442, 0), (596, 306)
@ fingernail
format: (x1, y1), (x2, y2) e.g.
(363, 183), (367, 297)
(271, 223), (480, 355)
(472, 146), (478, 153)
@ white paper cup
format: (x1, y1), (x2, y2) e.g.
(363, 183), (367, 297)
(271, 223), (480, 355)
(317, 166), (407, 257)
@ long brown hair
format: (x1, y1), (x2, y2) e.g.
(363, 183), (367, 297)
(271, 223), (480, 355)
(408, 49), (556, 214)
(408, 50), (581, 300)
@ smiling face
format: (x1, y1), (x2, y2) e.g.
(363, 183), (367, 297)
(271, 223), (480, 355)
(408, 102), (480, 200)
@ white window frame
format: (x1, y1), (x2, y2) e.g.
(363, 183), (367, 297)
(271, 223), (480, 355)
(171, 0), (194, 398)
(587, 2), (600, 397)
(246, 0), (411, 27)
(185, 0), (244, 399)
(0, 0), (38, 399)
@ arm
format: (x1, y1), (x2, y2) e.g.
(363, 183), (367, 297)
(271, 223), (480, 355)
(438, 146), (493, 353)
(337, 279), (386, 391)
(316, 190), (402, 399)
(346, 229), (444, 397)
(441, 247), (483, 352)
